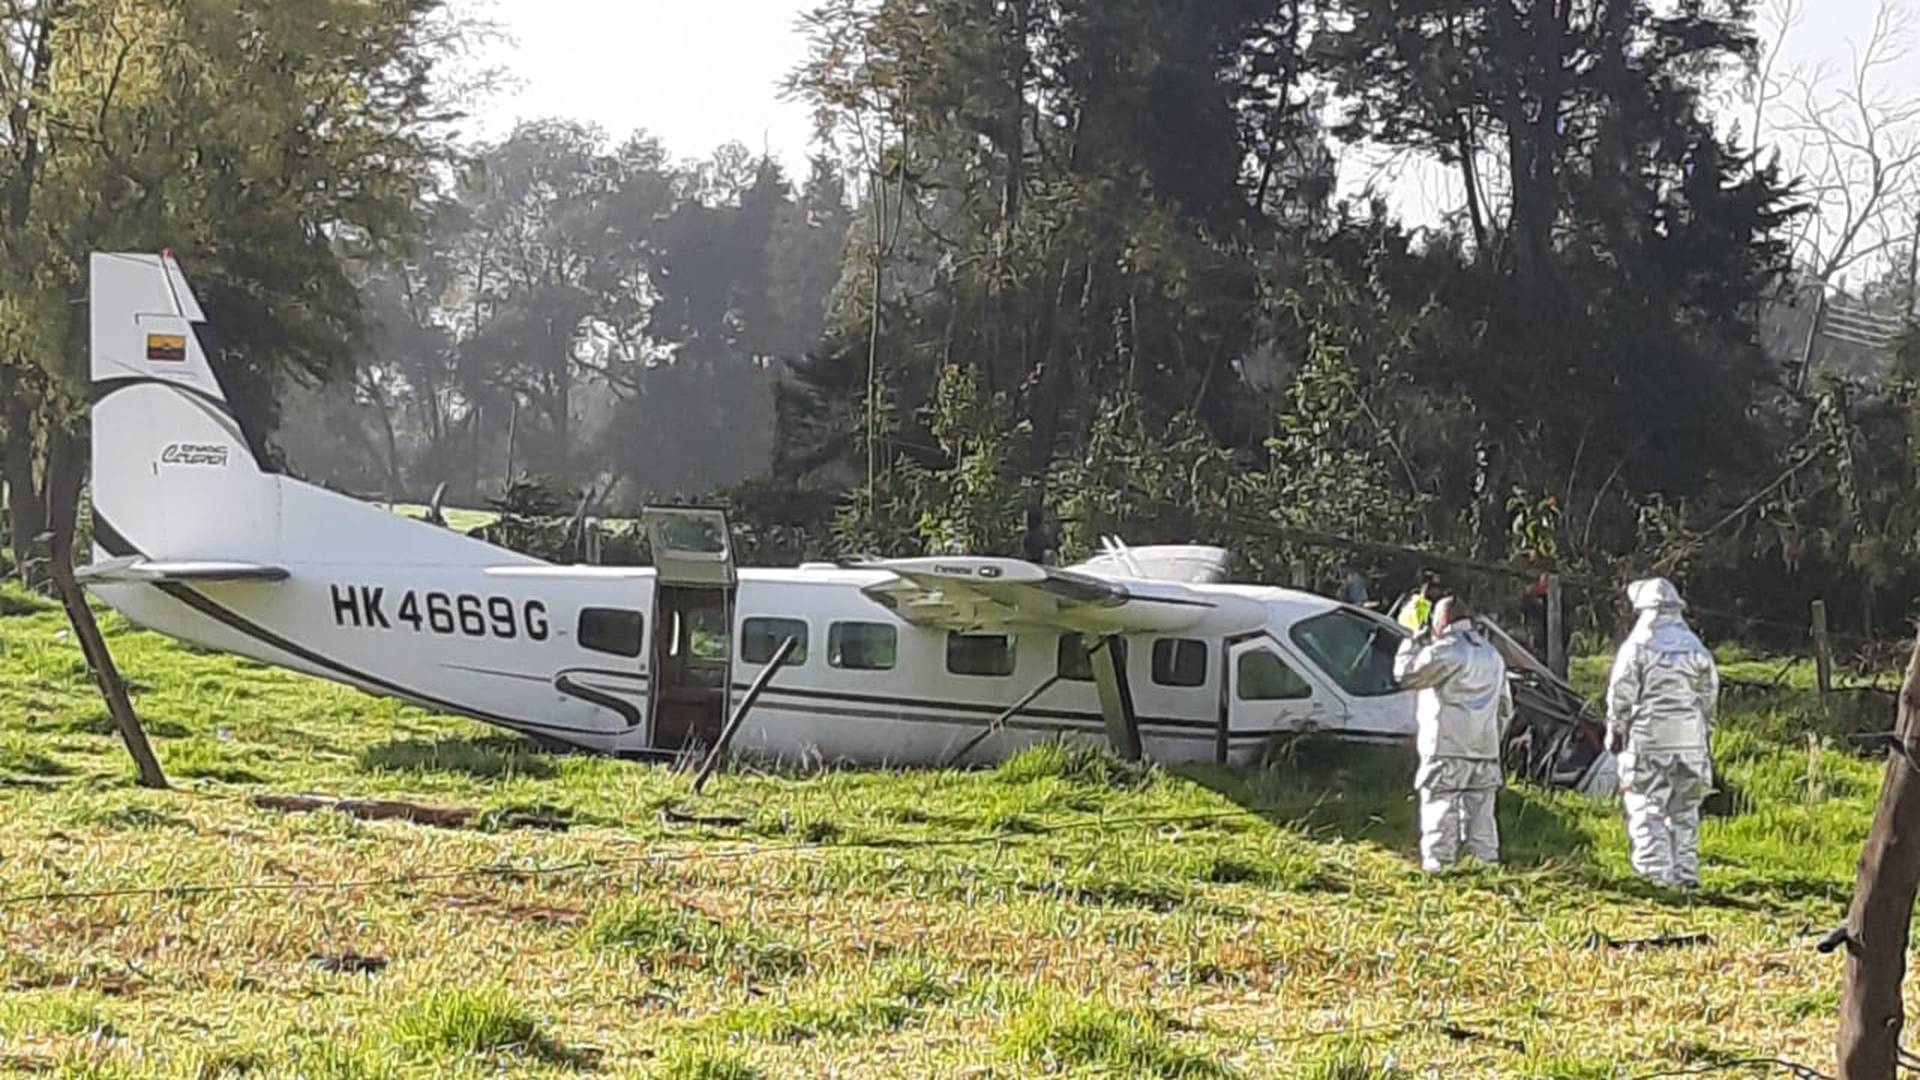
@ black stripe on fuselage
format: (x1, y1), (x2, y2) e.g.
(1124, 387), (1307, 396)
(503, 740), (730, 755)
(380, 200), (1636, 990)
(736, 697), (1280, 745)
(92, 515), (600, 739)
(439, 663), (552, 684)
(554, 674), (643, 729)
(725, 680), (1220, 732)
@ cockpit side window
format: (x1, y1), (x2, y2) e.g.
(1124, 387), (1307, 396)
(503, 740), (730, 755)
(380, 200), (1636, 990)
(1289, 610), (1402, 697)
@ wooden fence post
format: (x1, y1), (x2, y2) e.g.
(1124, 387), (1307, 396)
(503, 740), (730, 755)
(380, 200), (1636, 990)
(1837, 640), (1920, 1078)
(1813, 599), (1834, 702)
(1546, 574), (1566, 680)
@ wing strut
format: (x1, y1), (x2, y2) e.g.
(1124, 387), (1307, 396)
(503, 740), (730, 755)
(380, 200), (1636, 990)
(692, 635), (799, 795)
(1090, 635), (1142, 762)
(944, 673), (1063, 768)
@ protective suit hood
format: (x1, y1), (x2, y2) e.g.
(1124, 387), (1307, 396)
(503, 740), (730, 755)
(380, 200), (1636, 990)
(1626, 578), (1697, 648)
(1627, 577), (1685, 612)
(1608, 580), (1718, 756)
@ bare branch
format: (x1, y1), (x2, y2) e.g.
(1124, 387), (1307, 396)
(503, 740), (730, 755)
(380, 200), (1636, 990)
(1757, 0), (1920, 283)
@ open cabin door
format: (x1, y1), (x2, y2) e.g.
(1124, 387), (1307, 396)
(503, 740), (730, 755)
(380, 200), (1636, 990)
(642, 507), (737, 753)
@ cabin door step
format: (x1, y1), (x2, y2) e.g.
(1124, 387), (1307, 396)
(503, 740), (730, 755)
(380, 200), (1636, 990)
(641, 507), (738, 753)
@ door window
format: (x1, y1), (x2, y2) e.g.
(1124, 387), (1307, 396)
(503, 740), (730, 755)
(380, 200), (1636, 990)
(641, 506), (735, 587)
(1236, 648), (1312, 701)
(1059, 635), (1127, 682)
(687, 607), (730, 662)
(1057, 635), (1095, 681)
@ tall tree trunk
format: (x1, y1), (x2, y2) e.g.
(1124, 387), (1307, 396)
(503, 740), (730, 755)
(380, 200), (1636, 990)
(1456, 123), (1489, 257)
(1837, 638), (1920, 1079)
(1019, 253), (1077, 561)
(43, 427), (166, 789)
(2, 369), (47, 587)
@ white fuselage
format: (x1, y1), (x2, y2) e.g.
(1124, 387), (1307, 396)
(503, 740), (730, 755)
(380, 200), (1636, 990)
(91, 562), (1417, 766)
(79, 251), (1418, 770)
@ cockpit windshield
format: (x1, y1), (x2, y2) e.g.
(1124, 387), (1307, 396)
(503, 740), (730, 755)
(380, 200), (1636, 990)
(1289, 609), (1404, 697)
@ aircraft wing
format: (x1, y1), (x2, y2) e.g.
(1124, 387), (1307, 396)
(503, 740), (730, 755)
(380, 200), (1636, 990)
(77, 556), (290, 584)
(850, 556), (1220, 634)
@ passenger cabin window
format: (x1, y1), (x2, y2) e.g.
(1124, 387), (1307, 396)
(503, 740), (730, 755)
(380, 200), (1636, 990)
(1058, 635), (1125, 682)
(578, 607), (643, 658)
(1237, 649), (1312, 701)
(742, 618), (808, 665)
(1057, 635), (1095, 681)
(947, 633), (1015, 677)
(829, 622), (898, 671)
(1290, 610), (1401, 696)
(1152, 638), (1209, 688)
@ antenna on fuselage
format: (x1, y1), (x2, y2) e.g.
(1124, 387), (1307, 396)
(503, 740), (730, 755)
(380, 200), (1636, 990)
(1101, 535), (1145, 578)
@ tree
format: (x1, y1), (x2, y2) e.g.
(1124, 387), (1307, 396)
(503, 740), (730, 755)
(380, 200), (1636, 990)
(787, 0), (1283, 559)
(1314, 0), (1798, 565)
(0, 0), (467, 783)
(443, 120), (632, 482)
(1750, 0), (1920, 287)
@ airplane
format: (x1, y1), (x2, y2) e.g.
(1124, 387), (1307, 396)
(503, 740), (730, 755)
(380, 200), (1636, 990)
(79, 251), (1615, 792)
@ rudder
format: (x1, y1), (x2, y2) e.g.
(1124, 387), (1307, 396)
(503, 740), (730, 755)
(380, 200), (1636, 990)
(89, 252), (280, 562)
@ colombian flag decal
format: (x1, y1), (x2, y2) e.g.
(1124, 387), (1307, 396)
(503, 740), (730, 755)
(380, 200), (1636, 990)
(146, 333), (187, 362)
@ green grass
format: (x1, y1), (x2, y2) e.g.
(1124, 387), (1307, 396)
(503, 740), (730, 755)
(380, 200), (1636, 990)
(389, 986), (583, 1066)
(389, 503), (501, 533)
(999, 991), (1233, 1077)
(0, 577), (1892, 1077)
(580, 896), (809, 981)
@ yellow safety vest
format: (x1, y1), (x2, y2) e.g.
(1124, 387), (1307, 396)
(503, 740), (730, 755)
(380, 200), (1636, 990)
(1398, 593), (1432, 632)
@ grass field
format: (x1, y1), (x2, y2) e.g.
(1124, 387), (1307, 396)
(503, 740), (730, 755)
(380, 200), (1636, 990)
(0, 580), (1894, 1078)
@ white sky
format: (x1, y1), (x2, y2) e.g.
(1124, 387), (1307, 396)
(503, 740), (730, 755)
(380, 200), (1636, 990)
(463, 0), (1919, 233)
(463, 0), (819, 172)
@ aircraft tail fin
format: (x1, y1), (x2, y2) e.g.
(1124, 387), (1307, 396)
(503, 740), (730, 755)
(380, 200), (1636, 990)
(88, 252), (541, 571)
(89, 252), (282, 564)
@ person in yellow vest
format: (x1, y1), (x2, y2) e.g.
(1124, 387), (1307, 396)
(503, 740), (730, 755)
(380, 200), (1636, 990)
(1394, 598), (1513, 871)
(1395, 570), (1441, 632)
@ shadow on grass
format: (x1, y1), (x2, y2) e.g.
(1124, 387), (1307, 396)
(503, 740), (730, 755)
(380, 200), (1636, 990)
(62, 712), (191, 739)
(1178, 736), (1842, 917)
(358, 734), (559, 780)
(0, 743), (74, 779)
(1179, 736), (1595, 872)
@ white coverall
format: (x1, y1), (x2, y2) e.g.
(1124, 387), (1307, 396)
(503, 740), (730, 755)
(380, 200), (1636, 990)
(1606, 578), (1719, 888)
(1394, 620), (1514, 872)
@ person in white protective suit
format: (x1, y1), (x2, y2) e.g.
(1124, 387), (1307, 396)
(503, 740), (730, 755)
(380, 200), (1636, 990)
(1394, 598), (1514, 872)
(1606, 577), (1719, 888)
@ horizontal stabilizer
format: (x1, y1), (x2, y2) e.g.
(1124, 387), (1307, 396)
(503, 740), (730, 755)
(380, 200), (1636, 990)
(77, 556), (289, 584)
